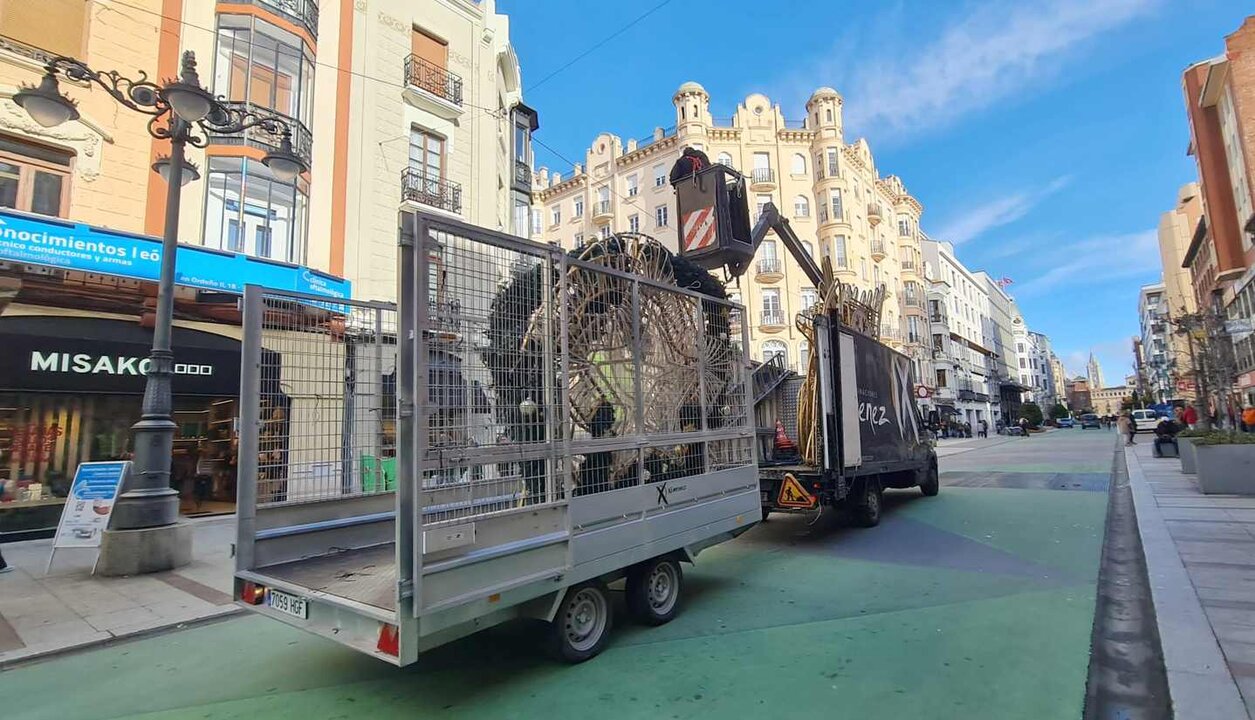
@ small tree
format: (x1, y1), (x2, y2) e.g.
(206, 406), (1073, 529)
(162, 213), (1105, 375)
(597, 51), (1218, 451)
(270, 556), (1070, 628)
(1048, 403), (1069, 420)
(1022, 402), (1044, 428)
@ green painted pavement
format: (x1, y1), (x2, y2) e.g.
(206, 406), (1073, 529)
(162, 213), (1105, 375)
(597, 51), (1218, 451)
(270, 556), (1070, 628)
(2, 482), (1107, 720)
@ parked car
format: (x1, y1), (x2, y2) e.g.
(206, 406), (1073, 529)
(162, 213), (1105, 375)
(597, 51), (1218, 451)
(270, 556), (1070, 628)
(1079, 413), (1101, 429)
(1131, 408), (1162, 433)
(1056, 416), (1075, 428)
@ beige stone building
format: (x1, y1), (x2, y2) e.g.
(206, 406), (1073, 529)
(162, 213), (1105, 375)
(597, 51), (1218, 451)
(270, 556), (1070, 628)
(532, 82), (928, 376)
(1091, 386), (1132, 417)
(1156, 182), (1202, 401)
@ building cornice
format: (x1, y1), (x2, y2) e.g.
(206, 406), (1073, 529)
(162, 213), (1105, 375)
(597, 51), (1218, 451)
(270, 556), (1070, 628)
(617, 135), (679, 167)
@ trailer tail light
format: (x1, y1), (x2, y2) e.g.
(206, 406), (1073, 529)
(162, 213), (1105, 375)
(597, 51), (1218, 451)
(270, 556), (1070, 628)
(377, 623), (399, 657)
(240, 581), (266, 605)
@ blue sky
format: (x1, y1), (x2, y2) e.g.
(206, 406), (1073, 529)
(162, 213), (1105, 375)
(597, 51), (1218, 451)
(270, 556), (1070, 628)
(500, 0), (1251, 381)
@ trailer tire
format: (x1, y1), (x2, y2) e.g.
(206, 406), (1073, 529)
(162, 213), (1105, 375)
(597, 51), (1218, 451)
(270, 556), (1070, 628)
(919, 465), (940, 497)
(626, 557), (683, 626)
(853, 479), (882, 528)
(549, 581), (613, 663)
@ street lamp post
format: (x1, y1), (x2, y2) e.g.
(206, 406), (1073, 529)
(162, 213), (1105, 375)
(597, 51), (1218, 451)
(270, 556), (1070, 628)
(13, 51), (306, 571)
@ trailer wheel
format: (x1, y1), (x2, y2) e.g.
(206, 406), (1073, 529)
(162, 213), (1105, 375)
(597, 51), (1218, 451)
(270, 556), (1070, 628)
(626, 557), (683, 626)
(919, 465), (940, 497)
(853, 479), (882, 528)
(549, 582), (613, 663)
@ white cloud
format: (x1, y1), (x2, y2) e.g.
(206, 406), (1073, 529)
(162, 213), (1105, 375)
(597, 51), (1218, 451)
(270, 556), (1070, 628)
(936, 176), (1071, 244)
(820, 0), (1158, 140)
(1012, 229), (1160, 296)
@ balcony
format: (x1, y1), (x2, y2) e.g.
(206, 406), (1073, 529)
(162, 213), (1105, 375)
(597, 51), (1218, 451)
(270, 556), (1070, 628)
(903, 294), (926, 309)
(400, 167), (462, 214)
(244, 0), (319, 39)
(867, 203), (883, 226)
(750, 167), (776, 190)
(404, 54), (464, 115)
(513, 160), (532, 190)
(592, 200), (613, 224)
(880, 325), (903, 343)
(900, 258), (917, 272)
(755, 258), (783, 281)
(760, 311), (787, 332)
(870, 239), (886, 262)
(205, 101), (313, 171)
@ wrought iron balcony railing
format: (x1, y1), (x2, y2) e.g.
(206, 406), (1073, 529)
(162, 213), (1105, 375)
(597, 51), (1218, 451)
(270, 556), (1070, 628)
(761, 311), (786, 327)
(405, 54), (463, 106)
(400, 167), (462, 214)
(756, 258), (782, 275)
(249, 0), (319, 39)
(204, 101), (313, 170)
(514, 160), (532, 187)
(751, 167), (775, 185)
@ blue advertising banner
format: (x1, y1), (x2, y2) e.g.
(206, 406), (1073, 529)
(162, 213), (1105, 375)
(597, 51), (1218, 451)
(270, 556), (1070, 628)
(0, 209), (351, 300)
(51, 461), (128, 550)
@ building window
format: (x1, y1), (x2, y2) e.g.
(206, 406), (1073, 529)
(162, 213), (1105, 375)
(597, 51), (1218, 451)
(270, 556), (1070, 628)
(936, 369), (948, 387)
(762, 340), (787, 367)
(826, 148), (839, 177)
(717, 152), (734, 168)
(574, 197), (584, 218)
(802, 241), (814, 258)
(762, 239), (778, 261)
(860, 258), (867, 280)
(791, 153), (806, 175)
(529, 206), (541, 236)
(626, 174), (638, 197)
(801, 287), (818, 309)
(794, 195), (810, 217)
(762, 288), (781, 316)
(825, 108), (833, 123)
(834, 235), (847, 267)
(628, 214), (639, 233)
(598, 225), (611, 239)
(757, 194), (771, 218)
(203, 156), (308, 263)
(898, 217), (911, 236)
(573, 232), (583, 246)
(655, 205), (669, 227)
(815, 153), (824, 179)
(0, 137), (71, 217)
(654, 164), (667, 187)
(408, 126), (444, 181)
(213, 14), (315, 127)
(798, 341), (810, 371)
(551, 206), (561, 226)
(830, 189), (843, 221)
(1019, 358), (1026, 368)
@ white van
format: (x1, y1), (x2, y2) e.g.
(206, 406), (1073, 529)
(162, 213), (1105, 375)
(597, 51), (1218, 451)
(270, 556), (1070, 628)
(1131, 409), (1162, 433)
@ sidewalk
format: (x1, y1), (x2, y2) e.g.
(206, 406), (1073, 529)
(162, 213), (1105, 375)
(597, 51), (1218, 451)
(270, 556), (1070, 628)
(1125, 439), (1255, 719)
(0, 516), (239, 667)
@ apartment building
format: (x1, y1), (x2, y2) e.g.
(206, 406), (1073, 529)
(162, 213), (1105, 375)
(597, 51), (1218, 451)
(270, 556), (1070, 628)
(1091, 385), (1132, 416)
(1139, 283), (1172, 402)
(1181, 16), (1255, 406)
(920, 237), (996, 428)
(1157, 182), (1202, 401)
(979, 272), (1027, 424)
(531, 83), (929, 379)
(0, 0), (533, 537)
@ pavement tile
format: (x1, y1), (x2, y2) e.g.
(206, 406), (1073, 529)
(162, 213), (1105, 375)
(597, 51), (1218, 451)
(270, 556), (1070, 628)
(1160, 507), (1238, 521)
(1177, 540), (1255, 565)
(1167, 521), (1254, 541)
(1197, 586), (1255, 604)
(1205, 607), (1255, 630)
(12, 619), (106, 648)
(1166, 670), (1252, 720)
(82, 606), (160, 633)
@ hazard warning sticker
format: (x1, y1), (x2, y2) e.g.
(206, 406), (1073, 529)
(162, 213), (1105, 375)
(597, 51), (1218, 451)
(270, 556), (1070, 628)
(681, 206), (716, 253)
(777, 473), (817, 509)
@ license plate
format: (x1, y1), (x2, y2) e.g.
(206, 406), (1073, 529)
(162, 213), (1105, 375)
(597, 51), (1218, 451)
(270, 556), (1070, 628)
(266, 589), (308, 619)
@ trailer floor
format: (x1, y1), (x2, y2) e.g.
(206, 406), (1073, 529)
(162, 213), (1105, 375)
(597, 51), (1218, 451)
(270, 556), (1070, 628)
(2, 431), (1114, 720)
(262, 543), (397, 612)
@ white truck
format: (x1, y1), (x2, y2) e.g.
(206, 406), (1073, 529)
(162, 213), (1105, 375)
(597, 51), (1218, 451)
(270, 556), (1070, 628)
(232, 210), (760, 665)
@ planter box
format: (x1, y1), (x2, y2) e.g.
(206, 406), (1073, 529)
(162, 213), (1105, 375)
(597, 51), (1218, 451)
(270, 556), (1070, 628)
(1178, 437), (1197, 475)
(1195, 444), (1255, 495)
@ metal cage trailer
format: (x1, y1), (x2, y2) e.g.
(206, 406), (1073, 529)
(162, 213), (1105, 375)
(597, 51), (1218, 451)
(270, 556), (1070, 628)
(233, 210), (760, 666)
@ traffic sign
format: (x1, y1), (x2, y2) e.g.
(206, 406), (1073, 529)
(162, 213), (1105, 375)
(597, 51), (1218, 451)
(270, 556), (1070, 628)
(777, 473), (817, 509)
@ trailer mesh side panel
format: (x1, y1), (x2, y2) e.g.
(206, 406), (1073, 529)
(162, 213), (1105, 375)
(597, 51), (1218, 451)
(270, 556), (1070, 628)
(251, 294), (398, 506)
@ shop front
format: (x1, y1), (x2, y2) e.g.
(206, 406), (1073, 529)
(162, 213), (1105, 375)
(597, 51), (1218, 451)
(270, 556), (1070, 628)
(0, 316), (245, 539)
(0, 207), (352, 541)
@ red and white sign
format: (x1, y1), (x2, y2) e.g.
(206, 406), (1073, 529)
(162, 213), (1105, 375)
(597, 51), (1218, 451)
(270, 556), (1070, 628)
(681, 207), (716, 253)
(914, 384), (933, 399)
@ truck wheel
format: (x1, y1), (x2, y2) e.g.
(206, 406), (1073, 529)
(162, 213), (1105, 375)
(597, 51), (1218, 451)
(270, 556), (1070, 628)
(626, 557), (683, 626)
(853, 479), (882, 528)
(549, 581), (613, 663)
(920, 466), (940, 497)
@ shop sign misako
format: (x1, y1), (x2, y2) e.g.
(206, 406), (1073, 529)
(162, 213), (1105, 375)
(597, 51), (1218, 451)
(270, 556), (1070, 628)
(8, 340), (239, 395)
(0, 208), (351, 299)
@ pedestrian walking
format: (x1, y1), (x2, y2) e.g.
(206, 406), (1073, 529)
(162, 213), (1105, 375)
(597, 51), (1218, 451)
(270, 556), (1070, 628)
(1117, 413), (1136, 445)
(978, 419), (988, 438)
(0, 545), (11, 574)
(1019, 416), (1031, 438)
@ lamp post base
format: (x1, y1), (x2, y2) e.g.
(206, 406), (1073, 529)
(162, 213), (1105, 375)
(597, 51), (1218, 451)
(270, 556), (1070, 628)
(96, 522), (193, 577)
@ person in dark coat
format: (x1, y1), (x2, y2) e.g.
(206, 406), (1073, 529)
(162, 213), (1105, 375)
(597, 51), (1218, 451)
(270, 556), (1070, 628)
(669, 146), (712, 185)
